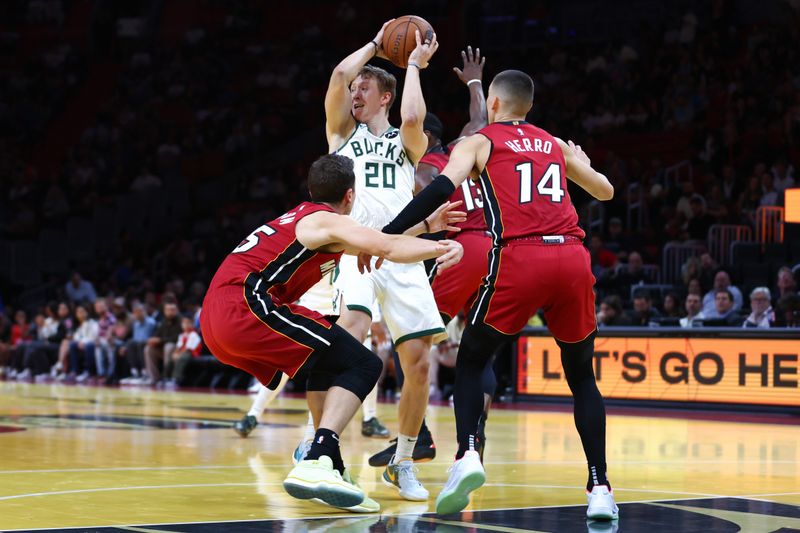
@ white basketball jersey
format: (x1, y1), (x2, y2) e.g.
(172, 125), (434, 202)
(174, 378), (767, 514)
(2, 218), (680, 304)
(336, 123), (416, 229)
(296, 271), (334, 315)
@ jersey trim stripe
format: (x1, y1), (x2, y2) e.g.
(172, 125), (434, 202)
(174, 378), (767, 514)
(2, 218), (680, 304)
(263, 241), (312, 284)
(333, 125), (359, 153)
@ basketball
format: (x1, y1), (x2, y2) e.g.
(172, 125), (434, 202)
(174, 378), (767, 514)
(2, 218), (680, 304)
(382, 15), (434, 69)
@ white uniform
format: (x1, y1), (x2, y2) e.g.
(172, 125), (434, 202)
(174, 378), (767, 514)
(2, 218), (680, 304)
(335, 123), (446, 344)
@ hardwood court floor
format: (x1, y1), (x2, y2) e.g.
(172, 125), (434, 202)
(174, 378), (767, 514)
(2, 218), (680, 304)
(0, 382), (798, 532)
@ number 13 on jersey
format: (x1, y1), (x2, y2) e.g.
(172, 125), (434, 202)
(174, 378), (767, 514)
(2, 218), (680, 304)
(516, 162), (564, 204)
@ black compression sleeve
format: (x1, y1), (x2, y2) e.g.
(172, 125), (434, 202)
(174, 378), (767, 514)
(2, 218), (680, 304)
(382, 174), (456, 234)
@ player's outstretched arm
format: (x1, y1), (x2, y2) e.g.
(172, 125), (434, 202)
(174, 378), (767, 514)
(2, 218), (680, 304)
(555, 138), (614, 201)
(400, 30), (439, 164)
(325, 20), (393, 150)
(296, 212), (463, 269)
(453, 46), (488, 140)
(384, 134), (485, 234)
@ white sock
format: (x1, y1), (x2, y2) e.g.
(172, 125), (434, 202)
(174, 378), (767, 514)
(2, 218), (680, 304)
(303, 412), (316, 442)
(247, 385), (271, 419)
(247, 374), (289, 419)
(394, 433), (417, 463)
(362, 384), (378, 422)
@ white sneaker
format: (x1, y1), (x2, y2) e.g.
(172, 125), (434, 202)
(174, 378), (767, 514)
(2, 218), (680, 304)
(16, 369), (31, 380)
(586, 484), (619, 520)
(75, 372), (90, 383)
(435, 450), (485, 515)
(382, 456), (429, 501)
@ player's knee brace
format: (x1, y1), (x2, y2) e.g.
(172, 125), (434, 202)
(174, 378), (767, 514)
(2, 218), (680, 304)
(557, 330), (597, 388)
(333, 346), (382, 401)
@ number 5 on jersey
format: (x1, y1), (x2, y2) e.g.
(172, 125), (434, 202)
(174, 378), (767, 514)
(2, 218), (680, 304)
(233, 224), (276, 253)
(516, 161), (564, 203)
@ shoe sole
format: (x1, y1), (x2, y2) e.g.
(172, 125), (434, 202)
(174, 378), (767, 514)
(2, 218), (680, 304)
(435, 470), (486, 515)
(361, 431), (391, 438)
(311, 497), (380, 513)
(283, 477), (365, 508)
(587, 507), (619, 521)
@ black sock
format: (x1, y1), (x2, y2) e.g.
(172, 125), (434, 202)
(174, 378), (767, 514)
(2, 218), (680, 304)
(305, 428), (345, 475)
(456, 433), (480, 459)
(587, 464), (610, 491)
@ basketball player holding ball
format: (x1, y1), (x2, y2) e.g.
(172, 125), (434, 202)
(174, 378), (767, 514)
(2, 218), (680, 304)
(324, 18), (444, 501)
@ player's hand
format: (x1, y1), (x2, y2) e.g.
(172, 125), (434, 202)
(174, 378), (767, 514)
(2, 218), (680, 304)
(372, 19), (395, 60)
(426, 200), (466, 233)
(568, 140), (591, 166)
(408, 30), (439, 69)
(453, 45), (485, 85)
(357, 252), (385, 274)
(435, 239), (464, 270)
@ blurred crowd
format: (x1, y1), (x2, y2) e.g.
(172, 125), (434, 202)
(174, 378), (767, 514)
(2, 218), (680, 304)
(2, 1), (800, 386)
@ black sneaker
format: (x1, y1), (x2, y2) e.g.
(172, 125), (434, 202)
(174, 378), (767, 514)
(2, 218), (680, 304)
(368, 430), (436, 467)
(233, 415), (257, 438)
(361, 417), (390, 438)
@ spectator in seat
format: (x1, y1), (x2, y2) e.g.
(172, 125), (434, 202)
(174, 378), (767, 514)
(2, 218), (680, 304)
(742, 287), (775, 328)
(53, 302), (75, 379)
(775, 266), (798, 300)
(6, 310), (32, 378)
(661, 292), (682, 318)
(108, 306), (131, 385)
(771, 157), (795, 193)
(759, 172), (779, 207)
(169, 316), (203, 386)
(704, 289), (742, 326)
(775, 293), (800, 327)
(120, 303), (156, 383)
(144, 302), (181, 385)
(597, 295), (632, 327)
(686, 277), (703, 297)
(93, 299), (117, 381)
(680, 293), (705, 327)
(604, 217), (631, 260)
(702, 269), (743, 315)
(65, 272), (97, 305)
(68, 305), (99, 382)
(589, 235), (618, 277)
(686, 194), (715, 241)
(22, 303), (66, 379)
(598, 251), (651, 299)
(627, 290), (662, 326)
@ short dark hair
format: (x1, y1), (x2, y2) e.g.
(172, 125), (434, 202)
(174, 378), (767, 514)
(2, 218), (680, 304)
(491, 70), (535, 113)
(423, 112), (444, 140)
(308, 154), (355, 203)
(356, 65), (397, 113)
(715, 288), (733, 301)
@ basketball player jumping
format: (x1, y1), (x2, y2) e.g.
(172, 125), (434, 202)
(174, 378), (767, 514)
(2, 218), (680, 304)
(201, 154), (463, 510)
(379, 70), (619, 520)
(324, 21), (444, 501)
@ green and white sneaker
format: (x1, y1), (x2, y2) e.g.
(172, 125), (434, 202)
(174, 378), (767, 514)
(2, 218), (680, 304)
(292, 439), (312, 465)
(311, 469), (380, 513)
(284, 455), (365, 508)
(382, 456), (429, 501)
(435, 450), (485, 515)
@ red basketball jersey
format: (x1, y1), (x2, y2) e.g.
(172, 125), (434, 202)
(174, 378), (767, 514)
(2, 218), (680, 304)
(208, 202), (342, 305)
(477, 121), (584, 242)
(419, 150), (487, 236)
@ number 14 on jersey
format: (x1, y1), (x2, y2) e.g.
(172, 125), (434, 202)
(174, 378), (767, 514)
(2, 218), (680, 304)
(516, 162), (564, 204)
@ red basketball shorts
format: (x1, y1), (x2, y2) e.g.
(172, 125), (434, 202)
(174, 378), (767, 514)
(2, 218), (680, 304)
(468, 239), (597, 342)
(200, 283), (336, 386)
(431, 230), (493, 322)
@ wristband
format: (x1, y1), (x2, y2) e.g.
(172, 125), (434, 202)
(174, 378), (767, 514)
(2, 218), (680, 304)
(423, 219), (431, 233)
(408, 61), (421, 69)
(369, 40), (378, 56)
(466, 79), (482, 87)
